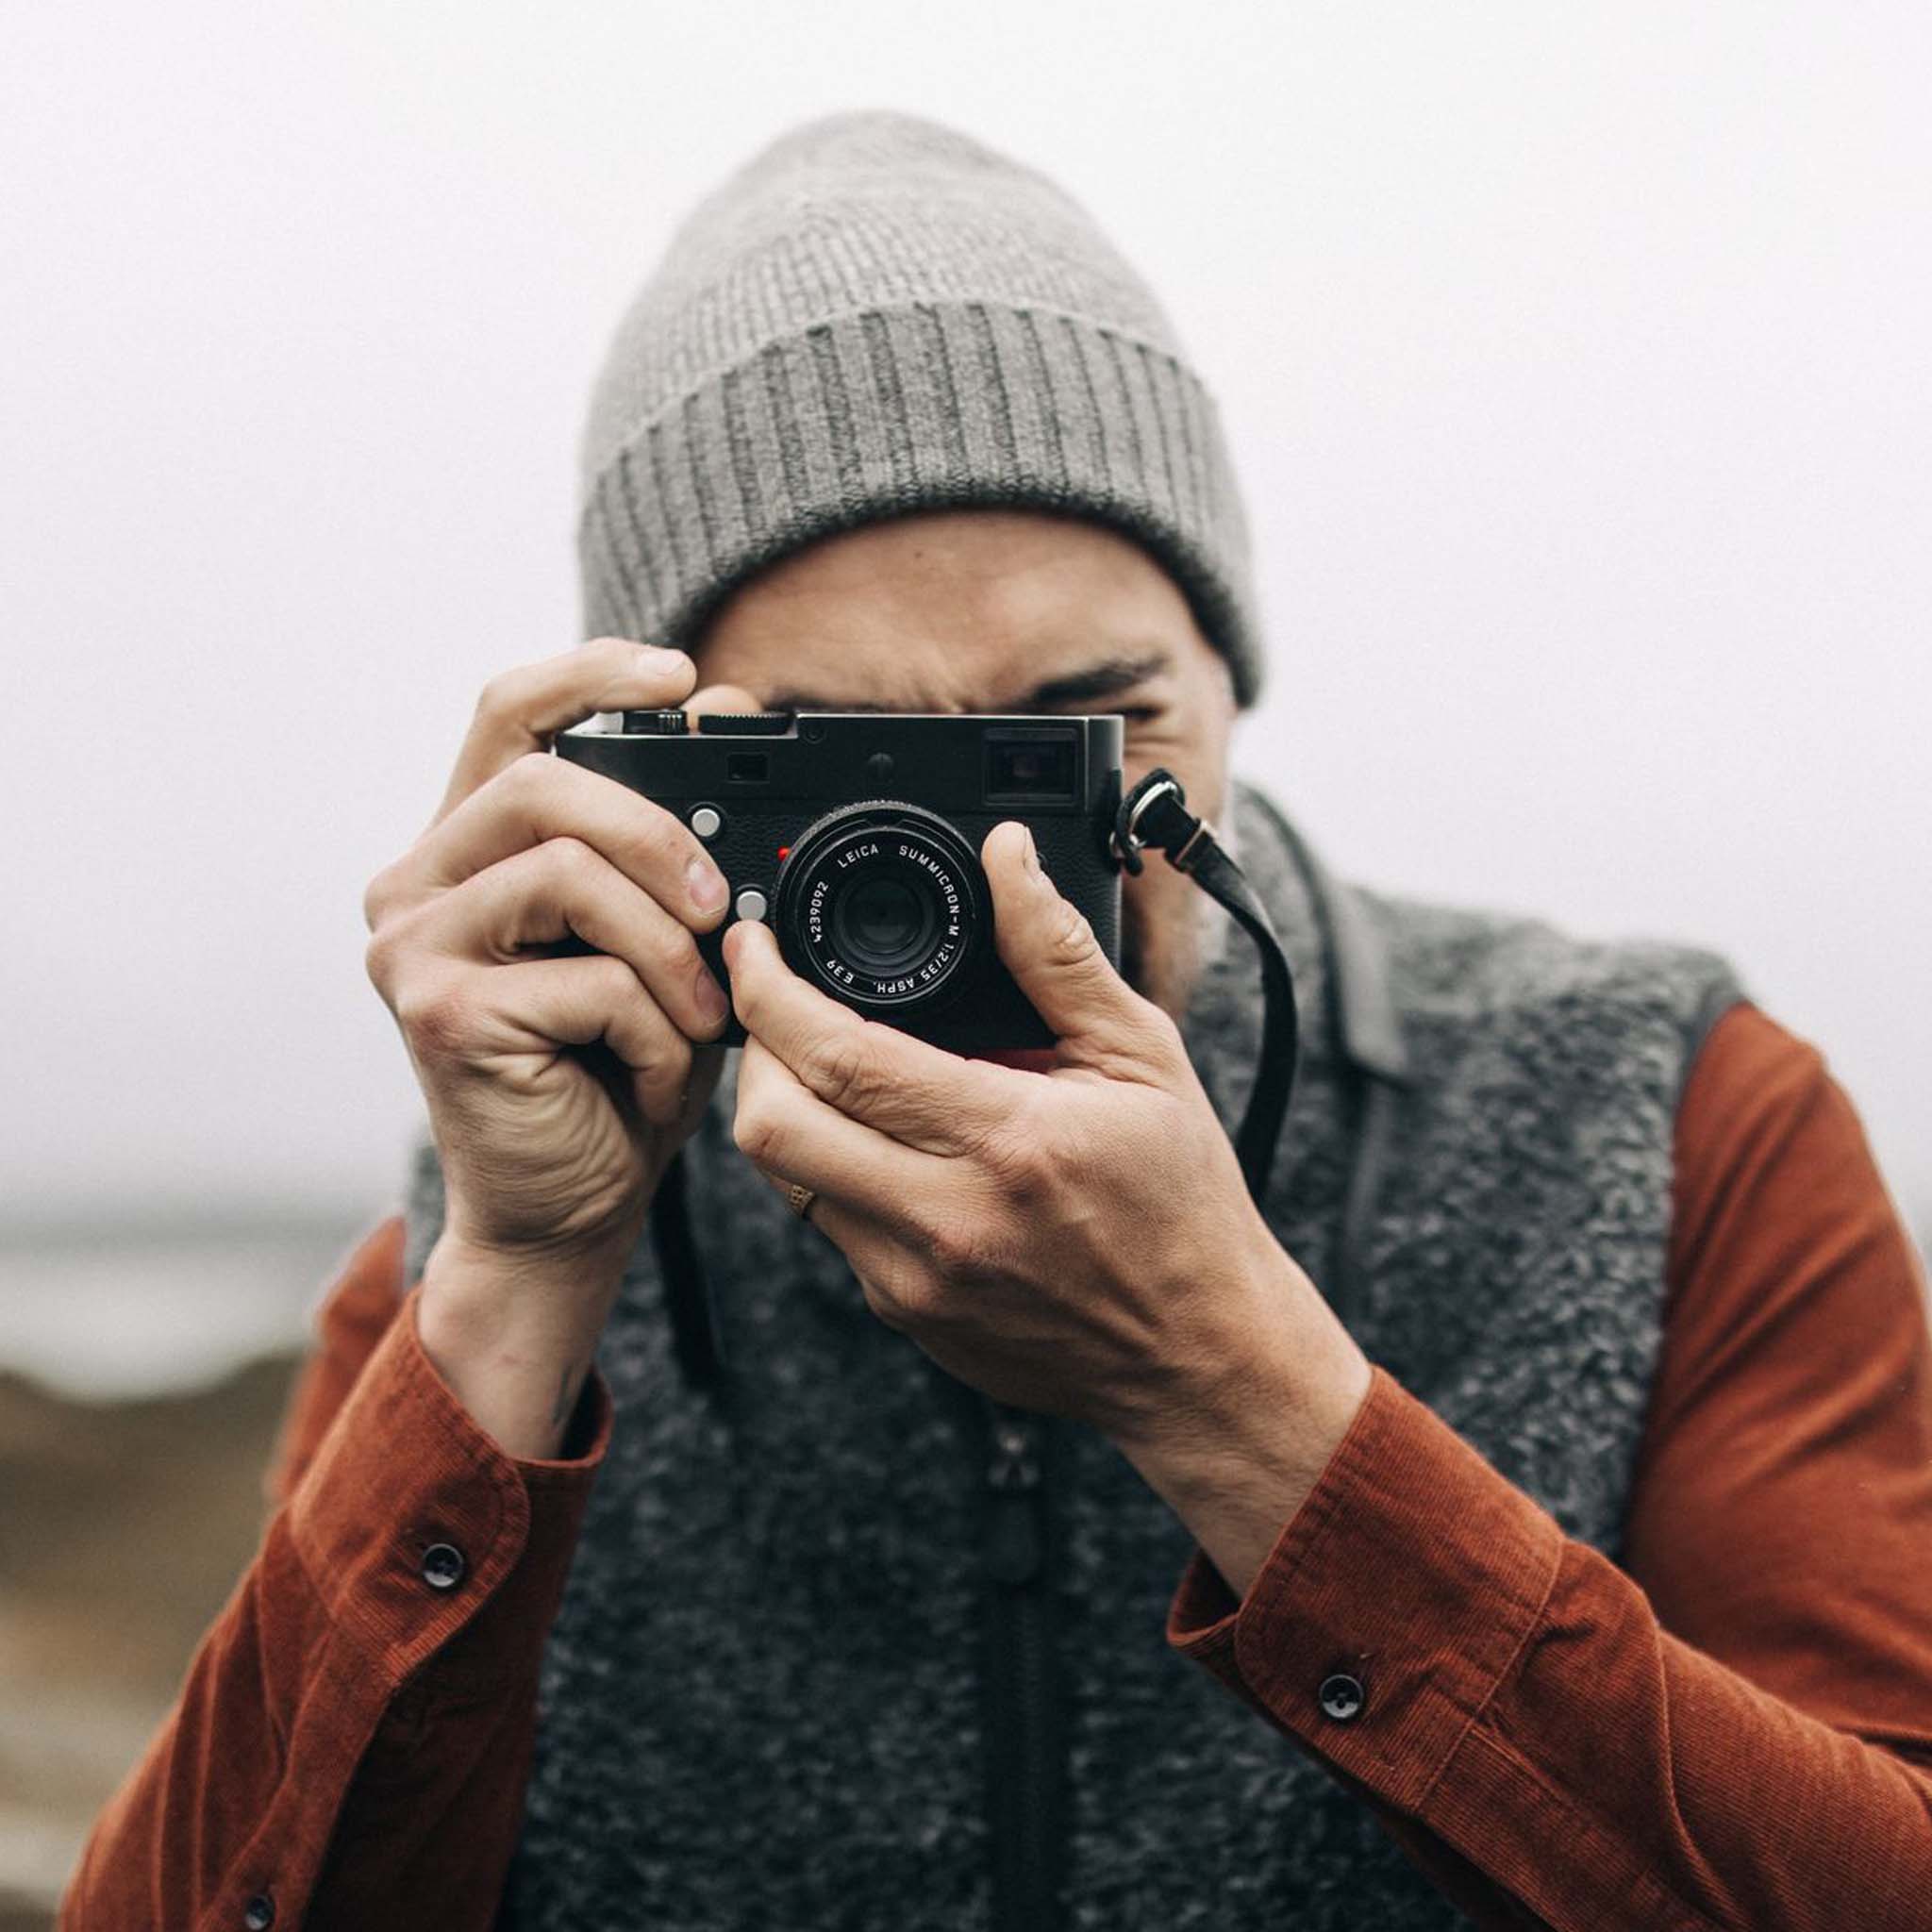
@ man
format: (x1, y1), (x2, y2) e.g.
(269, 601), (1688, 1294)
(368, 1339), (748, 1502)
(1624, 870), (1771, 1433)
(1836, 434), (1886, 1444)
(65, 111), (1932, 1931)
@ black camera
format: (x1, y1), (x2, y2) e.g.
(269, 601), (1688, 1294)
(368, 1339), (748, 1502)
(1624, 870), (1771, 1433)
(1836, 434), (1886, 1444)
(556, 710), (1125, 1052)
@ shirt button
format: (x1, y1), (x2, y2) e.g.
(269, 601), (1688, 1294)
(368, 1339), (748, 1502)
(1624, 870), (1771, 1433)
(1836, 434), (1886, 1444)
(1318, 1672), (1367, 1723)
(242, 1894), (275, 1929)
(421, 1541), (467, 1591)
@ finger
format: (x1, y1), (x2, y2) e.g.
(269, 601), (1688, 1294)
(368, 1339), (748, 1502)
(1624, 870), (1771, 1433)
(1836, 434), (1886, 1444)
(750, 1167), (896, 1303)
(684, 680), (763, 721)
(747, 1145), (953, 1341)
(435, 637), (699, 825)
(426, 836), (730, 1041)
(372, 752), (731, 937)
(756, 1165), (843, 1238)
(733, 1035), (941, 1202)
(722, 920), (1014, 1154)
(427, 953), (698, 1127)
(981, 820), (1172, 1071)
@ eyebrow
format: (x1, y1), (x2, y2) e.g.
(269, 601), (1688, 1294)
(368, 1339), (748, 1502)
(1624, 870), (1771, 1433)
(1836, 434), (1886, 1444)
(763, 650), (1173, 715)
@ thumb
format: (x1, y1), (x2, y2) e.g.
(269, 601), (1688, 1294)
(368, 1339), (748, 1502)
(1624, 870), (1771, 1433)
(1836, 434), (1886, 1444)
(685, 680), (764, 720)
(982, 821), (1166, 1067)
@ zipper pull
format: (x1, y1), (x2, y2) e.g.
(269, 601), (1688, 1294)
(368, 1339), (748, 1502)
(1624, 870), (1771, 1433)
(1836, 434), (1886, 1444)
(983, 1413), (1044, 1584)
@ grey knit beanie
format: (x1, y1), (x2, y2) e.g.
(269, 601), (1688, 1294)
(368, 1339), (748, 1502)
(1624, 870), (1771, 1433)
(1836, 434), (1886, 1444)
(575, 109), (1264, 706)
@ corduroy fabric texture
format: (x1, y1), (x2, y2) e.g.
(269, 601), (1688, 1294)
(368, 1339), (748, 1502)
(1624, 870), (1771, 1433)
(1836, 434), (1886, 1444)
(576, 110), (1264, 705)
(403, 787), (1745, 1929)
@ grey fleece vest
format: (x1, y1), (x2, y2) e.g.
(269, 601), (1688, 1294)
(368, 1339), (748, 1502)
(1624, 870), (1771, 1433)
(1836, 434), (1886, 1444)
(403, 781), (1743, 1930)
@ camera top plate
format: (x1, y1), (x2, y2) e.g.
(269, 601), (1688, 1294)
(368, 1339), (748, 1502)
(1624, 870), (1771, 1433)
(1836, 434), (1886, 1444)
(565, 710), (1124, 819)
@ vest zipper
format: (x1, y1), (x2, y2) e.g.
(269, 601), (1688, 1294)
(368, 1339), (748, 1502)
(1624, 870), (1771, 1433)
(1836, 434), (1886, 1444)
(977, 1402), (1066, 1932)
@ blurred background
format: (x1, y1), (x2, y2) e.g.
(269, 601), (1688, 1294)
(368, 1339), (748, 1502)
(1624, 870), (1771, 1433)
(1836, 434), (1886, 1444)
(3, 2), (1927, 1921)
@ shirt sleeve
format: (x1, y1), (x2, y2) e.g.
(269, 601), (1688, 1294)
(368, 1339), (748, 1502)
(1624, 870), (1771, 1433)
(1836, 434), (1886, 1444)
(1165, 1000), (1932, 1931)
(58, 1215), (614, 1932)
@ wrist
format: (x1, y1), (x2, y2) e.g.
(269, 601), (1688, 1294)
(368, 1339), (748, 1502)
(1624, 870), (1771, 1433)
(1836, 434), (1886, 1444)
(416, 1232), (626, 1460)
(1118, 1336), (1367, 1510)
(1110, 1249), (1374, 1599)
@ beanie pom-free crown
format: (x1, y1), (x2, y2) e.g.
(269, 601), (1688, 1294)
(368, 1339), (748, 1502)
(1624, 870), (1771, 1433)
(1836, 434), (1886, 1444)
(577, 109), (1263, 705)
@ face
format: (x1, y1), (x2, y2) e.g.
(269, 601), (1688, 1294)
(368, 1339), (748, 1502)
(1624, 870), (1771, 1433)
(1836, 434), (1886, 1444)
(692, 508), (1240, 1024)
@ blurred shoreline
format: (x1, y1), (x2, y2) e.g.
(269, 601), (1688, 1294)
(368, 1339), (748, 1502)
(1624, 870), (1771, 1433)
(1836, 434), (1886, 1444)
(0, 1210), (374, 1401)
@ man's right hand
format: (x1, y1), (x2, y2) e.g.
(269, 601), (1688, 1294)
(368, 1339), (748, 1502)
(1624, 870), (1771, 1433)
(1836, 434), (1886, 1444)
(362, 637), (754, 1455)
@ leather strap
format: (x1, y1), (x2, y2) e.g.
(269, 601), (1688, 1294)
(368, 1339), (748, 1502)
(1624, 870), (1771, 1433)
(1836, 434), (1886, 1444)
(1112, 769), (1299, 1207)
(651, 1151), (728, 1390)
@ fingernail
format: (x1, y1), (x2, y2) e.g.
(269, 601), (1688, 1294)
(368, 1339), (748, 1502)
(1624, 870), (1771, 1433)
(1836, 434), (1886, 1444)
(1021, 826), (1042, 877)
(687, 855), (728, 913)
(637, 641), (685, 661)
(692, 965), (728, 1025)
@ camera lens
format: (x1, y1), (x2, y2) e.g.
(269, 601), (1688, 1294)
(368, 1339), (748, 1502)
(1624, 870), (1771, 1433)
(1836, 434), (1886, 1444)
(833, 873), (937, 973)
(775, 805), (986, 1015)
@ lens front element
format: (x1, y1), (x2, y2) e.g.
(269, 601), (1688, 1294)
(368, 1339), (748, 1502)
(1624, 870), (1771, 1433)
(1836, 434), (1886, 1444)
(777, 806), (985, 1014)
(833, 873), (937, 974)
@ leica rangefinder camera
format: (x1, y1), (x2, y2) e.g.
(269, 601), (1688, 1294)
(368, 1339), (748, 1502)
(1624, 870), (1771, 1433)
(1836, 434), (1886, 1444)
(557, 710), (1124, 1052)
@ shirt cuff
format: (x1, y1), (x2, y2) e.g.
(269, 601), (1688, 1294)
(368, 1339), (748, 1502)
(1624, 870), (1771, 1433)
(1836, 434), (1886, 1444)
(284, 1281), (612, 1686)
(1165, 1363), (1565, 1815)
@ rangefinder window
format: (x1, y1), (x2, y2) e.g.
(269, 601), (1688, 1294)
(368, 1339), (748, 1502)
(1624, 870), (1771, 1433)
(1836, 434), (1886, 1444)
(985, 726), (1078, 806)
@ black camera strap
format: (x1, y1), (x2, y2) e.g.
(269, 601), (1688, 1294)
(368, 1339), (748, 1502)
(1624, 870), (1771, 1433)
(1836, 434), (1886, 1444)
(1108, 768), (1298, 1208)
(652, 765), (1299, 1390)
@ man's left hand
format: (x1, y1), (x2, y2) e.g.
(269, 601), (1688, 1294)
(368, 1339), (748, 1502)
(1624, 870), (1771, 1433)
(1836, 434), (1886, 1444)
(723, 820), (1372, 1508)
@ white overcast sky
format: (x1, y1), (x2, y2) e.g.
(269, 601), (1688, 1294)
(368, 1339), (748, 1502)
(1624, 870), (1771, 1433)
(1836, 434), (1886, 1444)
(3, 2), (1927, 1235)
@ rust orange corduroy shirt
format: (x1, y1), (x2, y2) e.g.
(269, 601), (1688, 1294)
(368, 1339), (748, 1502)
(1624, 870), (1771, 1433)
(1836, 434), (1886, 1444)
(60, 1003), (1932, 1929)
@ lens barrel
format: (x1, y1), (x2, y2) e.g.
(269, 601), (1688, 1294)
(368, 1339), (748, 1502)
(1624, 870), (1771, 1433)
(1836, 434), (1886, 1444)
(774, 804), (986, 1015)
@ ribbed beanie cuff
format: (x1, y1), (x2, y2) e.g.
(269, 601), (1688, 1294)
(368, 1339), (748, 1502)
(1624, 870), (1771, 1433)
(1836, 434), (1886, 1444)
(576, 114), (1264, 706)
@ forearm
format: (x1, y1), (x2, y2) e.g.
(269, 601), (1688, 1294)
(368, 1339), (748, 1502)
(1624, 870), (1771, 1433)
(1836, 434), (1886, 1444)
(1160, 1364), (1932, 1932)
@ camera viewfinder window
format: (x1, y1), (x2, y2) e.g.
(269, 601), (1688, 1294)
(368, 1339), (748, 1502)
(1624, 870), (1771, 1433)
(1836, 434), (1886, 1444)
(985, 728), (1078, 806)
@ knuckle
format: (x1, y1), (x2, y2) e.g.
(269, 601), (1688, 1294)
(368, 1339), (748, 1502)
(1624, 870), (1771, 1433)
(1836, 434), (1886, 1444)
(731, 1096), (783, 1169)
(361, 863), (399, 934)
(653, 1029), (695, 1089)
(924, 1214), (991, 1282)
(541, 834), (601, 890)
(1045, 900), (1098, 970)
(504, 748), (557, 804)
(862, 1265), (931, 1332)
(858, 1274), (908, 1332)
(979, 1120), (1043, 1195)
(891, 1274), (935, 1324)
(803, 1030), (875, 1113)
(395, 973), (472, 1057)
(622, 799), (677, 870)
(635, 1050), (691, 1123)
(665, 913), (705, 969)
(661, 926), (707, 991)
(474, 669), (522, 727)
